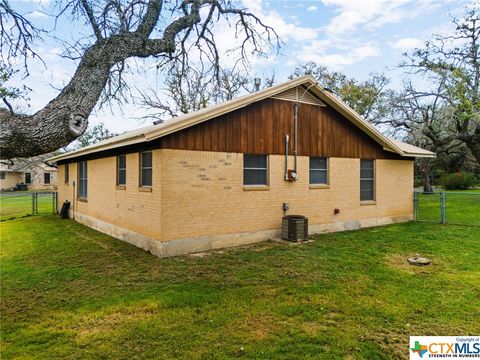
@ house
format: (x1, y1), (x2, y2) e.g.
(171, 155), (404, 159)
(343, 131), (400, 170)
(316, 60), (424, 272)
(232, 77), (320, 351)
(49, 76), (434, 257)
(0, 157), (57, 191)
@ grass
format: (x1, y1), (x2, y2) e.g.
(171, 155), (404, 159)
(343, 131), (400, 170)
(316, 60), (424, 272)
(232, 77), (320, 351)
(1, 217), (479, 359)
(0, 193), (55, 221)
(416, 190), (480, 225)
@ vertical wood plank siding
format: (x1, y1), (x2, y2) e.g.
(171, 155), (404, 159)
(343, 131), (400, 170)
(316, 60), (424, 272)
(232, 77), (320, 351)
(160, 98), (401, 159)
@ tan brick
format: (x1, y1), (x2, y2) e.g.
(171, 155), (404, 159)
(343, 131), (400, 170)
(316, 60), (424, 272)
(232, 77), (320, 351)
(57, 149), (413, 255)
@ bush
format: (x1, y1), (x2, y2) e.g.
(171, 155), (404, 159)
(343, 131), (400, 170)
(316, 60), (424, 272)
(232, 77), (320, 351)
(439, 172), (479, 190)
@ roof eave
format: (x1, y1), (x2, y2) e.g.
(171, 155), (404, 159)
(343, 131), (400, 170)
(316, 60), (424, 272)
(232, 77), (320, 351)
(48, 135), (146, 163)
(402, 152), (436, 158)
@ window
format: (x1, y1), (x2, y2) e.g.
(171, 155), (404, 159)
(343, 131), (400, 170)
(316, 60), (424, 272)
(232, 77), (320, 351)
(25, 172), (31, 184)
(360, 159), (375, 201)
(243, 154), (268, 186)
(44, 173), (51, 184)
(117, 155), (127, 186)
(78, 161), (88, 198)
(0, 171), (5, 180)
(140, 152), (152, 187)
(65, 164), (69, 184)
(309, 157), (328, 184)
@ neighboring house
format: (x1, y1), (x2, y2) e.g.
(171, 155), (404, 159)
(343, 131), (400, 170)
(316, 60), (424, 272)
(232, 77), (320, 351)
(0, 158), (58, 191)
(49, 76), (434, 257)
(0, 167), (23, 191)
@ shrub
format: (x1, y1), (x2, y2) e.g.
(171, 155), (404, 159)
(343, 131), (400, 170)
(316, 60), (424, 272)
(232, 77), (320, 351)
(439, 172), (479, 190)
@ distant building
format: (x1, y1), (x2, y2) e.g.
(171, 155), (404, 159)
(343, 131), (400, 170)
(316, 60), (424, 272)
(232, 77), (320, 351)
(0, 157), (57, 191)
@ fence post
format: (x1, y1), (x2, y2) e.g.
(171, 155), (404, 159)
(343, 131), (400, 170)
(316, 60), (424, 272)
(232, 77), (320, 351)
(53, 192), (57, 214)
(441, 191), (446, 224)
(31, 193), (35, 216)
(413, 191), (418, 221)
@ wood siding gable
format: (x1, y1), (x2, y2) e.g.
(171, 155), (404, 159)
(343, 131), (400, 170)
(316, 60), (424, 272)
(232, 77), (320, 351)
(160, 98), (402, 159)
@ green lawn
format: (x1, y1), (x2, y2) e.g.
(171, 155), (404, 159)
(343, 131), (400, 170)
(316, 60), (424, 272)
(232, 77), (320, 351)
(416, 190), (480, 225)
(0, 193), (55, 221)
(1, 217), (479, 360)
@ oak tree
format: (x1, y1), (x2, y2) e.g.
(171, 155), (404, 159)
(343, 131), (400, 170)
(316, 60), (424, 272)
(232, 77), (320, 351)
(0, 0), (278, 159)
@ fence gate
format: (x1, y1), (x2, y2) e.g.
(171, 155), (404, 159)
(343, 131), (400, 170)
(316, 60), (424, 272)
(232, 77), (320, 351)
(414, 191), (480, 227)
(0, 192), (57, 221)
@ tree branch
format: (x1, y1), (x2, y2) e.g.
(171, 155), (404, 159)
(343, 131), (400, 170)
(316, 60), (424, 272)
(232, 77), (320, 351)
(80, 0), (103, 40)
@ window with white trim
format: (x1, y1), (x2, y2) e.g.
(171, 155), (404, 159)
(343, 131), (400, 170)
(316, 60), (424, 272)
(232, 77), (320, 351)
(360, 159), (375, 201)
(117, 155), (126, 186)
(78, 161), (88, 198)
(243, 154), (268, 186)
(309, 157), (328, 184)
(140, 151), (152, 187)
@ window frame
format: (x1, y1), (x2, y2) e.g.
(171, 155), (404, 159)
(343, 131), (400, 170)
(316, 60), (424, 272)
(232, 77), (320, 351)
(44, 172), (51, 184)
(78, 161), (88, 199)
(65, 164), (69, 185)
(0, 171), (5, 180)
(139, 151), (153, 188)
(25, 172), (32, 184)
(243, 154), (269, 187)
(360, 159), (375, 202)
(309, 157), (329, 186)
(117, 155), (127, 187)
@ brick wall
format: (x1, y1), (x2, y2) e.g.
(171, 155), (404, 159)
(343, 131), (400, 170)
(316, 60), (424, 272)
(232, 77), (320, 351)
(58, 151), (162, 239)
(57, 149), (413, 246)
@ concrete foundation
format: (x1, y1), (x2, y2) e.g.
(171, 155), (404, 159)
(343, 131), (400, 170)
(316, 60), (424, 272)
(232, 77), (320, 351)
(72, 211), (413, 258)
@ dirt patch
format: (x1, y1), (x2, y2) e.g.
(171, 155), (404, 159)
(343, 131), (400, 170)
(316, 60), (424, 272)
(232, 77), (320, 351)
(301, 321), (322, 336)
(58, 303), (161, 339)
(360, 329), (408, 360)
(227, 312), (281, 341)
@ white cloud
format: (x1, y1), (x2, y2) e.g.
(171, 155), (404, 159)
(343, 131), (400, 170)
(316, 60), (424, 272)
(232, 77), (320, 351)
(241, 1), (320, 43)
(297, 40), (380, 70)
(207, 0), (321, 70)
(307, 5), (318, 12)
(390, 37), (424, 50)
(27, 10), (48, 18)
(320, 0), (439, 35)
(12, 0), (50, 5)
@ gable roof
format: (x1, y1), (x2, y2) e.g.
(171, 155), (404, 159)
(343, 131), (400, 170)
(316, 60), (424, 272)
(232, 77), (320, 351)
(49, 75), (435, 162)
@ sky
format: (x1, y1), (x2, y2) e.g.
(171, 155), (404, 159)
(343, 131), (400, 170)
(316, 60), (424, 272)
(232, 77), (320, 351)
(5, 0), (472, 134)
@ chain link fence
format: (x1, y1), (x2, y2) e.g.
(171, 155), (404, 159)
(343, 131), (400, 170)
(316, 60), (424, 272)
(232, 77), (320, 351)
(0, 192), (57, 221)
(414, 191), (480, 227)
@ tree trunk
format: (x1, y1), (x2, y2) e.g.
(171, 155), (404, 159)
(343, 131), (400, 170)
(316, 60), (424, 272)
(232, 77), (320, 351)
(0, 0), (274, 159)
(0, 1), (200, 160)
(419, 159), (434, 193)
(0, 48), (111, 159)
(464, 133), (480, 166)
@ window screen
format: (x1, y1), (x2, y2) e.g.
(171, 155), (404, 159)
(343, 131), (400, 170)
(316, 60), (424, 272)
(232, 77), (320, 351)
(78, 161), (88, 198)
(25, 172), (31, 184)
(244, 154), (268, 185)
(309, 157), (328, 184)
(360, 159), (375, 201)
(44, 173), (51, 184)
(65, 164), (69, 184)
(140, 151), (152, 187)
(117, 155), (126, 186)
